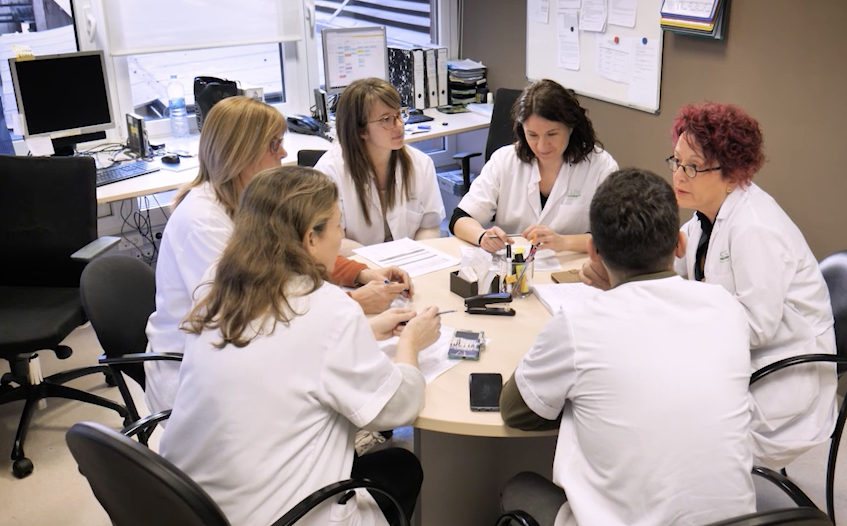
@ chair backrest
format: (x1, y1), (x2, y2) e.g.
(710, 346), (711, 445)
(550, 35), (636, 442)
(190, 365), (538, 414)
(66, 422), (230, 526)
(484, 88), (523, 162)
(0, 155), (97, 287)
(819, 250), (847, 373)
(297, 149), (327, 168)
(80, 255), (155, 387)
(703, 507), (832, 526)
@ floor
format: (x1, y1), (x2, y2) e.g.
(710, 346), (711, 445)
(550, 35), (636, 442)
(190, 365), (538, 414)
(0, 324), (845, 526)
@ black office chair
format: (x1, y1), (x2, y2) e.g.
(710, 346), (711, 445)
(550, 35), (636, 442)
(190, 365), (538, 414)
(79, 255), (183, 444)
(66, 420), (409, 526)
(703, 508), (832, 526)
(297, 149), (327, 168)
(0, 154), (125, 478)
(493, 510), (541, 526)
(452, 87), (523, 194)
(820, 250), (847, 376)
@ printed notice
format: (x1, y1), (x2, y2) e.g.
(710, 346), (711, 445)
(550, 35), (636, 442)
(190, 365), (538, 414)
(627, 37), (660, 109)
(529, 0), (551, 24)
(579, 0), (607, 32)
(609, 0), (637, 27)
(557, 12), (580, 70)
(596, 36), (632, 83)
(557, 0), (581, 9)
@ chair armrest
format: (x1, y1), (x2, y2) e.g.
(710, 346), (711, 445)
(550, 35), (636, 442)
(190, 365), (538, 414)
(71, 236), (121, 262)
(99, 352), (184, 366)
(495, 510), (541, 526)
(270, 478), (408, 526)
(751, 466), (818, 509)
(122, 410), (172, 438)
(452, 152), (483, 194)
(750, 354), (847, 385)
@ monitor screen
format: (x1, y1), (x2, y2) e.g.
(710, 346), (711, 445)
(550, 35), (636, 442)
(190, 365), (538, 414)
(322, 26), (388, 95)
(9, 50), (115, 142)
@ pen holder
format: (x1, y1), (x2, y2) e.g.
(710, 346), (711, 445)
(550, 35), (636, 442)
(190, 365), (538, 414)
(450, 270), (499, 298)
(511, 259), (534, 298)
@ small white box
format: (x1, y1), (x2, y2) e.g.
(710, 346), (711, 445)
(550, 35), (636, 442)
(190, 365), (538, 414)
(240, 85), (264, 102)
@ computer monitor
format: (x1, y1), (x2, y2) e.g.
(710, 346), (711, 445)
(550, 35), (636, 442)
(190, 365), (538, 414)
(321, 26), (389, 96)
(9, 50), (116, 156)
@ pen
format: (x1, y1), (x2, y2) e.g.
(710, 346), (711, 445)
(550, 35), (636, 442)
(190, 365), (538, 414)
(399, 310), (456, 325)
(383, 280), (411, 294)
(487, 234), (522, 238)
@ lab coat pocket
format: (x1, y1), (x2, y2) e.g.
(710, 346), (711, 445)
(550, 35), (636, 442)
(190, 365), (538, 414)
(708, 254), (736, 291)
(554, 200), (590, 234)
(404, 206), (424, 232)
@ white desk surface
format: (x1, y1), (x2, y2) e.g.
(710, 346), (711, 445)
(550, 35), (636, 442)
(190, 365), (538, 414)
(95, 108), (490, 205)
(355, 236), (589, 438)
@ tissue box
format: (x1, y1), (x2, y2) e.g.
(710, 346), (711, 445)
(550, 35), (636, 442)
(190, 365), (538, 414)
(450, 270), (499, 298)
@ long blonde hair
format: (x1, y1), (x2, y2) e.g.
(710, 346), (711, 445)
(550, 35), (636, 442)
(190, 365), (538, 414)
(173, 96), (287, 218)
(182, 166), (338, 348)
(335, 78), (413, 226)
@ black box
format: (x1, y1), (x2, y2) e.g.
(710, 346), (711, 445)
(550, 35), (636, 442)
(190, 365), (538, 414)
(450, 270), (499, 298)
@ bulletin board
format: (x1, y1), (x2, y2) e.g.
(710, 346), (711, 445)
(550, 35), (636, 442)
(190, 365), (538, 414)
(526, 0), (664, 113)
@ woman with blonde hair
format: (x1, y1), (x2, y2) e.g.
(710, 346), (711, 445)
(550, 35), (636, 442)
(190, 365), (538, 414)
(145, 97), (412, 417)
(161, 166), (440, 526)
(315, 77), (445, 251)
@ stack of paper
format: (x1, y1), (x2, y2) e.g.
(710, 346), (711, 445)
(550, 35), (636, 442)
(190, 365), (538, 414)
(531, 282), (601, 315)
(353, 238), (460, 278)
(446, 59), (487, 105)
(660, 0), (728, 40)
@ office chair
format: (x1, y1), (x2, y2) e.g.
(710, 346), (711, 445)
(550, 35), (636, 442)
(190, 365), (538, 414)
(493, 510), (541, 526)
(0, 154), (125, 478)
(79, 255), (183, 444)
(820, 250), (847, 376)
(452, 87), (523, 194)
(297, 149), (327, 168)
(66, 420), (410, 526)
(702, 508), (832, 526)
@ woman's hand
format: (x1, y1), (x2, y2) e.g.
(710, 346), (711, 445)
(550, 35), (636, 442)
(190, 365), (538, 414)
(479, 226), (515, 254)
(399, 306), (441, 353)
(579, 259), (611, 290)
(350, 281), (407, 314)
(522, 225), (564, 252)
(369, 308), (416, 341)
(357, 266), (414, 298)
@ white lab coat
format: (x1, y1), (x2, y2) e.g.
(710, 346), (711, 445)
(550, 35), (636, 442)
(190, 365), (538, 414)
(456, 145), (618, 235)
(144, 182), (233, 416)
(161, 280), (424, 526)
(516, 275), (755, 526)
(315, 143), (445, 246)
(675, 182), (838, 469)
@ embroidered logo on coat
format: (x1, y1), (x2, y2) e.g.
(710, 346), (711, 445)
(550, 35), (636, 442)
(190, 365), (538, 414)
(719, 251), (730, 262)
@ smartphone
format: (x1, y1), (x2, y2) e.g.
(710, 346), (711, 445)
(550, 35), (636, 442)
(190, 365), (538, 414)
(469, 373), (503, 412)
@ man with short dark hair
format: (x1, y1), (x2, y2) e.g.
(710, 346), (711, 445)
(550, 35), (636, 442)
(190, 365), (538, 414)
(499, 168), (756, 526)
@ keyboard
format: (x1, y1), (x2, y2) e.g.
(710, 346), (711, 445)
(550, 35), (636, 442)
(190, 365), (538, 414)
(96, 160), (160, 187)
(407, 113), (434, 124)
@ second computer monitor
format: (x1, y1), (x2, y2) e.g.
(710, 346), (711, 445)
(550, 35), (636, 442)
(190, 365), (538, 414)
(322, 26), (389, 96)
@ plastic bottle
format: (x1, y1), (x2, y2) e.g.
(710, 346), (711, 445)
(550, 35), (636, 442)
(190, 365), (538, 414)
(167, 74), (189, 138)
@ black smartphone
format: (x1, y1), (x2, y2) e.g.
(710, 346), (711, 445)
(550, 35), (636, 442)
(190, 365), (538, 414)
(469, 373), (503, 412)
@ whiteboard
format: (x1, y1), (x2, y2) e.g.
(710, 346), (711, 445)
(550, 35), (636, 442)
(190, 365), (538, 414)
(526, 0), (664, 113)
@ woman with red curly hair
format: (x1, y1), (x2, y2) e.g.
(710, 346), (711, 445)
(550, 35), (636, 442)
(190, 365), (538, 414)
(583, 102), (837, 470)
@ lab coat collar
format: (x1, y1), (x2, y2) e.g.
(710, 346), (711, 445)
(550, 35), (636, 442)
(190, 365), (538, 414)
(526, 160), (543, 218)
(714, 183), (751, 224)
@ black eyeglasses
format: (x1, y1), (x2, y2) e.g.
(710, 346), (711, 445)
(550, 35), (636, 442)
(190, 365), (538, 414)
(666, 156), (721, 179)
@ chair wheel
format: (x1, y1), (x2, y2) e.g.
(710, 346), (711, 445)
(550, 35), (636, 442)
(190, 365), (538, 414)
(12, 457), (34, 478)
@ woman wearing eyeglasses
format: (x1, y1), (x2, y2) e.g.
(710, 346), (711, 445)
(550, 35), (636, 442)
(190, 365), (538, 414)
(315, 78), (445, 251)
(581, 102), (837, 470)
(450, 79), (618, 254)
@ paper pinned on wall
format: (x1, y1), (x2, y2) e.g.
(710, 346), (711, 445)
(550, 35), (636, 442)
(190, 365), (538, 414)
(558, 0), (581, 10)
(609, 0), (637, 28)
(529, 0), (551, 24)
(627, 36), (660, 108)
(596, 36), (632, 83)
(557, 12), (581, 70)
(579, 0), (608, 32)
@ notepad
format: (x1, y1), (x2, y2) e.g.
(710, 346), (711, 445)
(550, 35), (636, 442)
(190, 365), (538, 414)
(531, 282), (601, 315)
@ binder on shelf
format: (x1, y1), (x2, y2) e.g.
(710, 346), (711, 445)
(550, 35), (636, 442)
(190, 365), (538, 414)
(388, 46), (415, 108)
(434, 46), (449, 106)
(411, 48), (426, 110)
(423, 47), (438, 108)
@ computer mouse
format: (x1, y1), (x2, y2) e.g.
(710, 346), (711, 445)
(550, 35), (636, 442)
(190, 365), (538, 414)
(161, 154), (180, 165)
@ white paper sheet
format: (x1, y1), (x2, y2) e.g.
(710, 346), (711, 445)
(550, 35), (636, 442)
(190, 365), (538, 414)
(528, 0), (551, 24)
(25, 136), (55, 156)
(531, 282), (601, 315)
(557, 12), (581, 71)
(596, 36), (632, 83)
(579, 0), (608, 32)
(378, 326), (461, 384)
(627, 36), (660, 109)
(557, 0), (581, 10)
(353, 238), (460, 278)
(660, 0), (717, 19)
(609, 0), (637, 27)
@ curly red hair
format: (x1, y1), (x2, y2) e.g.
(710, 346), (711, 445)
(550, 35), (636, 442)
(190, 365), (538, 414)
(671, 102), (765, 186)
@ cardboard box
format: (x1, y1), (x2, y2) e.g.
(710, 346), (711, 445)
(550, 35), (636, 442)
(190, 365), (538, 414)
(450, 270), (499, 298)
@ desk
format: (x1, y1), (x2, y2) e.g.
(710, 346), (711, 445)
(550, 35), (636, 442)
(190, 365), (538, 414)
(95, 108), (490, 206)
(357, 237), (588, 526)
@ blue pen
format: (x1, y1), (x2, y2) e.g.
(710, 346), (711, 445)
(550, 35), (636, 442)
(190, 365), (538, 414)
(384, 280), (411, 294)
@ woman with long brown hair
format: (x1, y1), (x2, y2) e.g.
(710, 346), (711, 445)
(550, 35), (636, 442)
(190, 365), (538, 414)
(161, 166), (440, 526)
(315, 78), (445, 251)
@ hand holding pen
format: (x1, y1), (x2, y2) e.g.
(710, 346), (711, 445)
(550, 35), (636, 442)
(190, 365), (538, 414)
(478, 226), (516, 253)
(522, 224), (562, 252)
(358, 266), (413, 298)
